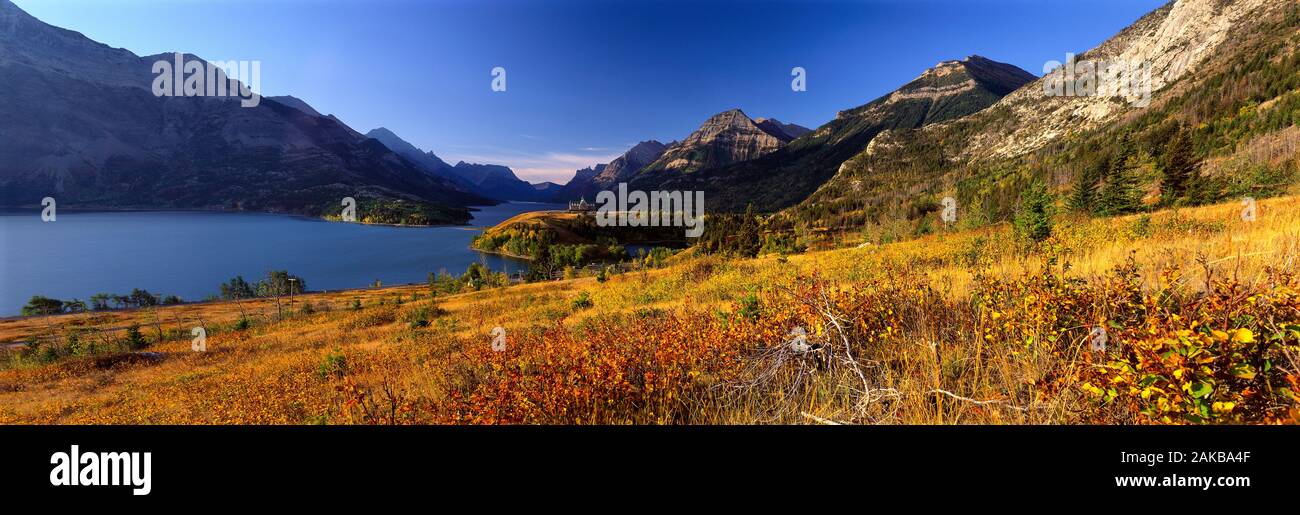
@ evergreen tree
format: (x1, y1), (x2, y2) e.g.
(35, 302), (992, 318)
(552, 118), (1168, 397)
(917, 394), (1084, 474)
(735, 205), (762, 258)
(1161, 126), (1196, 203)
(1068, 159), (1104, 214)
(1013, 180), (1057, 244)
(1099, 152), (1144, 216)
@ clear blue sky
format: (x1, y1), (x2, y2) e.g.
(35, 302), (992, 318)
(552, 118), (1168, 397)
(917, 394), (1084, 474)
(16, 0), (1166, 183)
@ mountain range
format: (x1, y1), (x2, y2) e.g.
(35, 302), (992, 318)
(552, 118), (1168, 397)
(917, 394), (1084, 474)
(363, 128), (562, 203)
(0, 0), (488, 223)
(2, 0), (1292, 232)
(554, 111), (812, 203)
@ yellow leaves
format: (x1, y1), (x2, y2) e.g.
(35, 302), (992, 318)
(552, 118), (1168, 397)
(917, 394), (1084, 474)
(1212, 401), (1236, 414)
(1231, 328), (1254, 343)
(1140, 386), (1164, 400)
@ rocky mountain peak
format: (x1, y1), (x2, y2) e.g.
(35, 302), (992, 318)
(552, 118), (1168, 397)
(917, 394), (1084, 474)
(978, 0), (1282, 159)
(641, 109), (788, 174)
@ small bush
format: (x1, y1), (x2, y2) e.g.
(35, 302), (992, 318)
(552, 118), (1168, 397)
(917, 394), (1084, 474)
(125, 324), (147, 350)
(736, 292), (762, 322)
(571, 292), (593, 310)
(317, 349), (347, 379)
(342, 306), (398, 330)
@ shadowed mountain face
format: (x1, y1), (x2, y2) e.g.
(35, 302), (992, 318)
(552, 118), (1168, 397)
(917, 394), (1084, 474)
(365, 127), (453, 174)
(0, 0), (490, 223)
(553, 141), (669, 202)
(631, 55), (1036, 213)
(754, 118), (812, 141)
(365, 127), (557, 203)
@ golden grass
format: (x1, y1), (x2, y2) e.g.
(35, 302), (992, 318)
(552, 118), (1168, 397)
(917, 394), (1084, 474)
(1, 195), (1297, 424)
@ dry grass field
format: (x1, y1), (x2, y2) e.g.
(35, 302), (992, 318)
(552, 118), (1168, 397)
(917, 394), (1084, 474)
(1, 195), (1297, 424)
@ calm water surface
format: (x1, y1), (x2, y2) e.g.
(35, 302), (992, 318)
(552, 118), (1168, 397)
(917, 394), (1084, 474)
(0, 203), (563, 315)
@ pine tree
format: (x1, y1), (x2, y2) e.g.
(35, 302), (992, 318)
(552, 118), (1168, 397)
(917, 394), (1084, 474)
(1099, 152), (1144, 216)
(736, 205), (762, 258)
(1161, 126), (1196, 203)
(1013, 180), (1057, 244)
(1068, 159), (1104, 214)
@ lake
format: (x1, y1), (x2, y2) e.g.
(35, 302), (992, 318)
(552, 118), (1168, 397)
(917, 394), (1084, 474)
(0, 203), (564, 316)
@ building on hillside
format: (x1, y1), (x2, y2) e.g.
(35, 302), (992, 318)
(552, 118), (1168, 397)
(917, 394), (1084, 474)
(568, 197), (595, 213)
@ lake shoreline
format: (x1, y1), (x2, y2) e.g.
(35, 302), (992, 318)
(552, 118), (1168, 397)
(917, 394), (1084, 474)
(1, 203), (564, 316)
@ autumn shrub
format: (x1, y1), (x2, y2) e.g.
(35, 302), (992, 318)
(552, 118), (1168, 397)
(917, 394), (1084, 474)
(973, 256), (1300, 424)
(339, 305), (398, 330)
(318, 349), (347, 380)
(1076, 267), (1300, 424)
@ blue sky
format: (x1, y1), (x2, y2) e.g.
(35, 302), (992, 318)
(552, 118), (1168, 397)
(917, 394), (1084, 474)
(16, 0), (1166, 183)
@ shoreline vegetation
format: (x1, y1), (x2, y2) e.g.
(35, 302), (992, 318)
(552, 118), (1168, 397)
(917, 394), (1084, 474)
(2, 194), (1296, 424)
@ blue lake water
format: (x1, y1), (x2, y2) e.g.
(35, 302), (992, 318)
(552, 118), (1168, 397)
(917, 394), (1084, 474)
(0, 203), (564, 316)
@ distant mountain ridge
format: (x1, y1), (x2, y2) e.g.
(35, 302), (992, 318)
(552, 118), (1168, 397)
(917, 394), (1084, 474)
(0, 0), (490, 223)
(554, 141), (669, 202)
(363, 127), (559, 203)
(632, 55), (1037, 213)
(552, 111), (811, 203)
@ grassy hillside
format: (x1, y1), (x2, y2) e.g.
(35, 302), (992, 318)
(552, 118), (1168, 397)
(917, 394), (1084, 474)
(782, 2), (1300, 236)
(470, 211), (684, 279)
(2, 195), (1296, 424)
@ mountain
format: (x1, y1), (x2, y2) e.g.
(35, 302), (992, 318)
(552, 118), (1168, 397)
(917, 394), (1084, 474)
(553, 141), (669, 202)
(637, 109), (790, 175)
(552, 110), (804, 204)
(781, 0), (1296, 233)
(531, 181), (562, 199)
(632, 55), (1037, 213)
(553, 165), (606, 203)
(267, 95), (322, 117)
(364, 128), (453, 173)
(0, 0), (489, 223)
(754, 118), (812, 141)
(449, 162), (554, 202)
(365, 127), (562, 203)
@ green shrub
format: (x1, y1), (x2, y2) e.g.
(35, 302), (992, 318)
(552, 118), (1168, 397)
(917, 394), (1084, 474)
(1012, 181), (1057, 245)
(124, 324), (147, 350)
(318, 349), (347, 379)
(571, 292), (593, 310)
